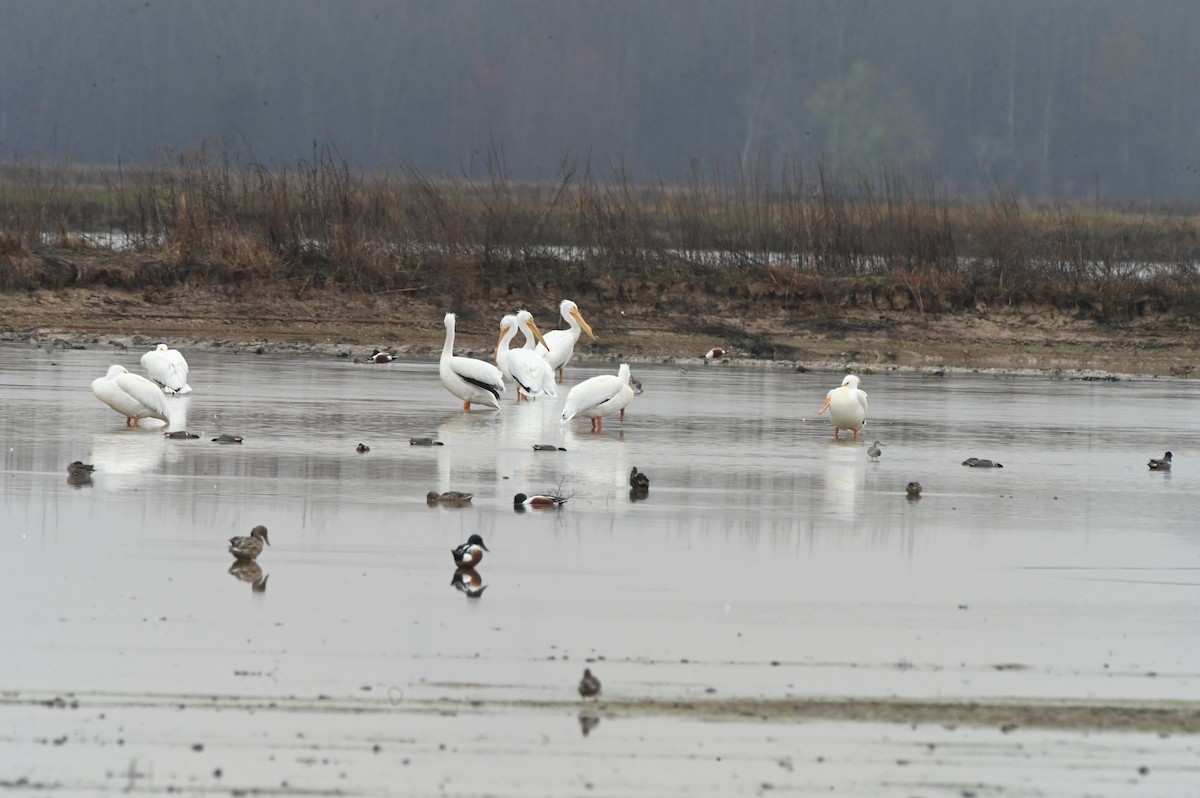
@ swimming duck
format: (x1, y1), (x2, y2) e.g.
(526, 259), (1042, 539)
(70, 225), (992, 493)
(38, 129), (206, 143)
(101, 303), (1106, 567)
(451, 534), (489, 568)
(409, 437), (444, 446)
(818, 374), (868, 440)
(962, 457), (1003, 468)
(1148, 451), (1172, 471)
(867, 440), (884, 461)
(91, 364), (172, 426)
(164, 431), (200, 439)
(537, 299), (597, 383)
(427, 490), (474, 505)
(629, 467), (650, 490)
(229, 525), (270, 561)
(514, 492), (567, 508)
(367, 349), (395, 364)
(140, 343), (192, 394)
(213, 434), (244, 444)
(578, 668), (601, 699)
(356, 443), (370, 453)
(67, 461), (95, 486)
(906, 481), (922, 499)
(533, 444), (566, 451)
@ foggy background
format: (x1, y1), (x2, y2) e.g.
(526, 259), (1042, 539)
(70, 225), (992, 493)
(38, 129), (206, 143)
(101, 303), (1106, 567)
(2, 0), (1198, 202)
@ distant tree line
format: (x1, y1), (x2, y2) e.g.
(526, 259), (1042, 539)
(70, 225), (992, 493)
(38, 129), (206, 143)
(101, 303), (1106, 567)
(2, 0), (1199, 202)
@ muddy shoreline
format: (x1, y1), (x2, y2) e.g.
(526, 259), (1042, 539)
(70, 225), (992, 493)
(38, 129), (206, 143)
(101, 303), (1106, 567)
(1, 283), (1197, 379)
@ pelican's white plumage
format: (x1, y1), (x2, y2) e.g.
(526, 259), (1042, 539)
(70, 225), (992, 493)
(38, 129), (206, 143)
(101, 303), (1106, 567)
(538, 299), (596, 382)
(141, 343), (192, 394)
(497, 311), (557, 400)
(561, 363), (636, 432)
(440, 313), (505, 411)
(91, 365), (172, 426)
(818, 374), (869, 440)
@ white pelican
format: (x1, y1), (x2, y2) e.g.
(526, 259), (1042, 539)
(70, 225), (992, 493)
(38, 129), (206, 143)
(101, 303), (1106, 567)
(496, 311), (556, 401)
(140, 343), (192, 394)
(440, 312), (505, 411)
(91, 364), (172, 426)
(538, 299), (596, 383)
(561, 363), (636, 432)
(818, 374), (868, 440)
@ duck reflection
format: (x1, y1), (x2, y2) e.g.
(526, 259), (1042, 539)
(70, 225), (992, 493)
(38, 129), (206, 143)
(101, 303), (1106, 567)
(629, 486), (649, 502)
(578, 712), (601, 737)
(450, 566), (487, 598)
(228, 559), (270, 593)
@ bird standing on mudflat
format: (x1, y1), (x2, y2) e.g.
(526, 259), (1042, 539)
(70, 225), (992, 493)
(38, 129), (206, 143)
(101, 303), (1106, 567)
(452, 534), (489, 568)
(91, 365), (172, 426)
(867, 441), (884, 461)
(140, 343), (192, 394)
(818, 375), (868, 441)
(229, 525), (270, 561)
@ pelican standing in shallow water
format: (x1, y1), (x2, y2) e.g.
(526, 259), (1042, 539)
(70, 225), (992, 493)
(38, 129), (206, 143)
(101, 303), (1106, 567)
(140, 343), (192, 394)
(561, 363), (637, 432)
(229, 525), (270, 560)
(496, 311), (556, 401)
(440, 313), (505, 411)
(91, 365), (172, 426)
(538, 299), (596, 383)
(818, 374), (869, 440)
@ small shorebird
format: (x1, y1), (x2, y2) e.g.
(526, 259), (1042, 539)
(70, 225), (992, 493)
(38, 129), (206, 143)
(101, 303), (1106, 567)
(451, 534), (489, 568)
(229, 525), (270, 561)
(514, 492), (567, 508)
(629, 467), (650, 490)
(1147, 451), (1172, 471)
(867, 441), (884, 461)
(427, 490), (474, 505)
(578, 668), (601, 699)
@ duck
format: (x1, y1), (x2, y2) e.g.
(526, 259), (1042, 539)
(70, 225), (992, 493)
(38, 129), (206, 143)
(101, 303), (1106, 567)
(440, 312), (506, 411)
(164, 431), (200, 439)
(533, 444), (566, 451)
(906, 481), (923, 499)
(867, 440), (884, 461)
(514, 492), (567, 508)
(496, 311), (556, 401)
(409, 437), (444, 446)
(67, 461), (95, 486)
(212, 434), (244, 444)
(538, 299), (596, 383)
(962, 457), (1003, 468)
(367, 349), (395, 364)
(703, 347), (726, 362)
(629, 467), (650, 490)
(91, 364), (172, 426)
(356, 443), (370, 453)
(229, 525), (270, 561)
(427, 490), (474, 505)
(451, 534), (489, 568)
(818, 374), (868, 440)
(578, 668), (601, 699)
(561, 363), (637, 432)
(140, 343), (192, 394)
(1148, 451), (1172, 471)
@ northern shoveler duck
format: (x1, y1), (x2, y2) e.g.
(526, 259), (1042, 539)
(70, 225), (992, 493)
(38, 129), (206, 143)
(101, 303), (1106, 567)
(561, 363), (637, 432)
(537, 299), (596, 383)
(368, 349), (395, 364)
(410, 437), (444, 446)
(629, 467), (650, 490)
(533, 444), (566, 451)
(867, 440), (884, 461)
(450, 566), (487, 598)
(962, 457), (1003, 468)
(818, 374), (868, 440)
(67, 461), (95, 486)
(164, 431), (200, 439)
(578, 668), (601, 699)
(906, 481), (922, 499)
(356, 443), (370, 453)
(427, 490), (473, 505)
(514, 492), (567, 508)
(1148, 451), (1172, 470)
(213, 434), (244, 444)
(496, 310), (556, 401)
(703, 347), (726, 361)
(140, 343), (192, 394)
(440, 312), (506, 411)
(91, 364), (171, 426)
(451, 534), (489, 568)
(229, 525), (270, 560)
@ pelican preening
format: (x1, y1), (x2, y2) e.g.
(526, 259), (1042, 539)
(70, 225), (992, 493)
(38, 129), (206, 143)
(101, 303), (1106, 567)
(561, 363), (637, 432)
(818, 374), (868, 440)
(91, 365), (172, 426)
(538, 299), (596, 383)
(496, 311), (556, 401)
(440, 312), (506, 411)
(141, 343), (192, 394)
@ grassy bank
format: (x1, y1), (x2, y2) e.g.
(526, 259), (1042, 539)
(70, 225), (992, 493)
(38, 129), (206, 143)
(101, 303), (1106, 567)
(2, 147), (1199, 327)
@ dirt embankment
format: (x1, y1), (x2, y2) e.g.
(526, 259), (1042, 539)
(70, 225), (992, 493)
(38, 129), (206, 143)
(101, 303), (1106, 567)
(1, 249), (1197, 377)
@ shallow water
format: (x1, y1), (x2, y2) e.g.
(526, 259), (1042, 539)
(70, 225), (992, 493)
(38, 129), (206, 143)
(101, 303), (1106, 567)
(1, 343), (1198, 794)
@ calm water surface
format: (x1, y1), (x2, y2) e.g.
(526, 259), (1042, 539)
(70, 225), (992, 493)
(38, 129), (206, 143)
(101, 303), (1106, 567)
(1, 342), (1197, 794)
